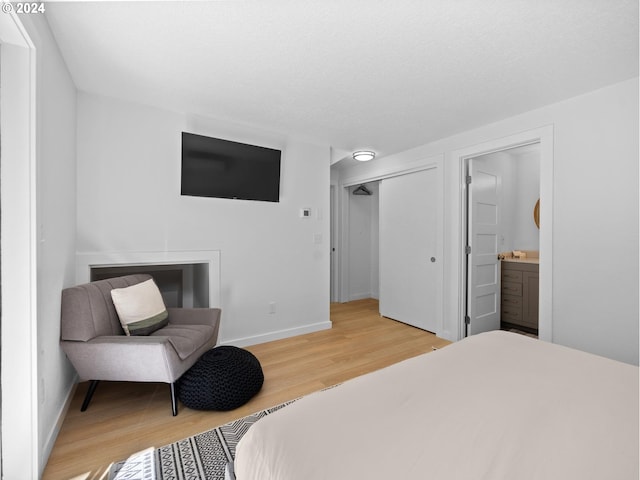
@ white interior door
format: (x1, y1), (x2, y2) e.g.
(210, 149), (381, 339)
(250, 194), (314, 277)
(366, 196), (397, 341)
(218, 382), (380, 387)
(466, 160), (501, 335)
(379, 168), (440, 333)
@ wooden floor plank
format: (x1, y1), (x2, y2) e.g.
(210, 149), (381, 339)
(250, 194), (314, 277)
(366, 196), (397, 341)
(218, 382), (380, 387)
(42, 299), (449, 480)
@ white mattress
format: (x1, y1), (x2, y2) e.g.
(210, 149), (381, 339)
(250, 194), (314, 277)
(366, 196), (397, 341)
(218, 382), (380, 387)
(234, 331), (639, 480)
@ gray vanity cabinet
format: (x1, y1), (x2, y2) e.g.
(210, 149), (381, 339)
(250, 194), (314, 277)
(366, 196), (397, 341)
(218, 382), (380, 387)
(501, 261), (539, 330)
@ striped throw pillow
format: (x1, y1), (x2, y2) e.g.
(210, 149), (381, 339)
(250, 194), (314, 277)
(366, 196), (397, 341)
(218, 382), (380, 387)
(111, 279), (169, 336)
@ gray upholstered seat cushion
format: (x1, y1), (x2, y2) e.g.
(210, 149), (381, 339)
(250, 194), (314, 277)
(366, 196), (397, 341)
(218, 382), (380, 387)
(152, 323), (217, 360)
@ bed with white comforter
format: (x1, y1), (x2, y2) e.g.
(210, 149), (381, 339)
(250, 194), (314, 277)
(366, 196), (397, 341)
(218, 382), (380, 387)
(233, 331), (638, 479)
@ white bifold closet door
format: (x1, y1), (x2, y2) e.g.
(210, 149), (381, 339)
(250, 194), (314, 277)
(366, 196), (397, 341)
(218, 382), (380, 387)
(379, 167), (440, 333)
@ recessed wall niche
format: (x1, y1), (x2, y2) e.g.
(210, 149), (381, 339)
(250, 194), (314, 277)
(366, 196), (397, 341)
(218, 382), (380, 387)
(90, 263), (210, 308)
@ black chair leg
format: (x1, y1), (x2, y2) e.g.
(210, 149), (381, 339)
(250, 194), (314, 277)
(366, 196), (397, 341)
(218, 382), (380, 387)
(81, 380), (100, 412)
(170, 383), (178, 416)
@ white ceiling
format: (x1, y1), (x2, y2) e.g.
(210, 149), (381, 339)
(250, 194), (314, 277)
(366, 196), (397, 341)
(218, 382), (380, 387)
(45, 0), (638, 161)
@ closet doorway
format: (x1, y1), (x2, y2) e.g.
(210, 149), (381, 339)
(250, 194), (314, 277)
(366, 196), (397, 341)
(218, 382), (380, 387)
(343, 181), (380, 302)
(338, 162), (443, 335)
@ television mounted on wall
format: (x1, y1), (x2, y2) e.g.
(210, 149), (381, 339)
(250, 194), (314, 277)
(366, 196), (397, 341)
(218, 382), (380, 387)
(181, 132), (281, 202)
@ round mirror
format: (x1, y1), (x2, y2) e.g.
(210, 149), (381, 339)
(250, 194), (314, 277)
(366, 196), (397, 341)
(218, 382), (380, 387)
(533, 199), (540, 229)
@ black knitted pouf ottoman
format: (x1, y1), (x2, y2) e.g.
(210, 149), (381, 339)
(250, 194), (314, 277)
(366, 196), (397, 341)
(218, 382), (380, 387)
(178, 346), (264, 411)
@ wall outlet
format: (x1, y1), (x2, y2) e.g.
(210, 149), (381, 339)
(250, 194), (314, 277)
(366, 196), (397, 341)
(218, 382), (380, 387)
(268, 302), (276, 314)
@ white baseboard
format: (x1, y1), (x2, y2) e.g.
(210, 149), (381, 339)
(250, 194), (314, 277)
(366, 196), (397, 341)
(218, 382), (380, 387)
(40, 376), (78, 477)
(220, 320), (332, 348)
(348, 293), (372, 301)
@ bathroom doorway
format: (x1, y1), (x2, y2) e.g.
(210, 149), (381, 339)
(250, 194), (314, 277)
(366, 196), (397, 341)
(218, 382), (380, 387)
(465, 142), (541, 337)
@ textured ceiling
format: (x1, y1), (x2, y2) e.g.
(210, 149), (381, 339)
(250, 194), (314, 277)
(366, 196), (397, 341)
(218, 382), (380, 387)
(45, 0), (638, 160)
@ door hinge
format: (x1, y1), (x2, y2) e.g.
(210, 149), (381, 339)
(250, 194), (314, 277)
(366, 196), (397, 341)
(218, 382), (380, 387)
(466, 175), (472, 185)
(465, 245), (471, 254)
(465, 315), (471, 325)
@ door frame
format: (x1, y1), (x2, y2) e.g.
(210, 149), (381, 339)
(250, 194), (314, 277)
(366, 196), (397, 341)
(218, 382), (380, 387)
(454, 126), (554, 342)
(336, 154), (444, 335)
(0, 10), (39, 479)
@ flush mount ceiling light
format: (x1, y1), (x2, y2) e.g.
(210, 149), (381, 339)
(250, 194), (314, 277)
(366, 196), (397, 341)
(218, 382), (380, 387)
(352, 151), (376, 162)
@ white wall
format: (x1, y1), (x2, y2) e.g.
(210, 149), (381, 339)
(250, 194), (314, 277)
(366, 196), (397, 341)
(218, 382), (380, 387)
(475, 146), (540, 252)
(2, 13), (78, 478)
(337, 77), (639, 365)
(347, 183), (379, 300)
(76, 93), (331, 346)
(370, 183), (380, 299)
(510, 149), (540, 250)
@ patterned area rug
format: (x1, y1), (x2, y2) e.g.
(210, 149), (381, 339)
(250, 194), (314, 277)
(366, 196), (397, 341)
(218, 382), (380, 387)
(110, 400), (296, 480)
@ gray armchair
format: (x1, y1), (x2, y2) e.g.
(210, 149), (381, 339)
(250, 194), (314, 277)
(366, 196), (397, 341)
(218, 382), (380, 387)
(60, 274), (221, 416)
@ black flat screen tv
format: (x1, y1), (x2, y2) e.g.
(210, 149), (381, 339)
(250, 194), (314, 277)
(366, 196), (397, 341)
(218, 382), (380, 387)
(181, 132), (281, 202)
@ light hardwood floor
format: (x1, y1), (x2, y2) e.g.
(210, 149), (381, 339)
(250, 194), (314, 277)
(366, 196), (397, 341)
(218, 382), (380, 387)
(43, 299), (450, 480)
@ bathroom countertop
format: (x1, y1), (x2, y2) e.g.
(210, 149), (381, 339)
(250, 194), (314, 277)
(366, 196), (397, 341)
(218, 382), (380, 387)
(499, 251), (539, 264)
(501, 257), (539, 264)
